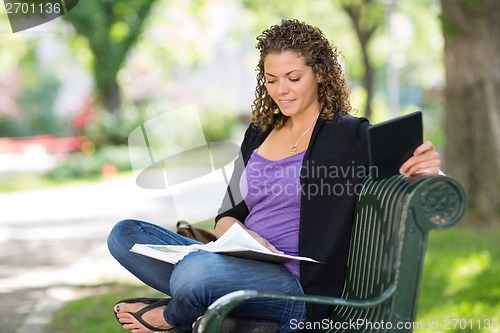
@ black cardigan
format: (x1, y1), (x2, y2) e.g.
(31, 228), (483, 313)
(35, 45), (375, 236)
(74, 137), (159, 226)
(216, 111), (370, 323)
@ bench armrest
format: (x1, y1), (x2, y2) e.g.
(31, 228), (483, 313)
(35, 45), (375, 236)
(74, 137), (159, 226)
(198, 174), (467, 333)
(197, 284), (396, 332)
(406, 175), (466, 231)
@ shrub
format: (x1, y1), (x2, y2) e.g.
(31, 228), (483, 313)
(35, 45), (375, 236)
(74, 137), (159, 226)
(45, 145), (131, 182)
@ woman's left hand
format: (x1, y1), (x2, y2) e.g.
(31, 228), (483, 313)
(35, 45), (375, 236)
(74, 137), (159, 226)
(399, 141), (441, 177)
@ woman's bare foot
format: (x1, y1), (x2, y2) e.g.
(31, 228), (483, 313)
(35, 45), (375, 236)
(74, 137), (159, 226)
(114, 301), (173, 333)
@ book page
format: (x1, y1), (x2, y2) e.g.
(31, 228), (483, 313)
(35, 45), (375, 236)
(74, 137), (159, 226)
(130, 223), (320, 264)
(203, 223), (269, 252)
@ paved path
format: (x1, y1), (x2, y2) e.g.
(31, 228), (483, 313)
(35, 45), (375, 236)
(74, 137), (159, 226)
(0, 173), (224, 333)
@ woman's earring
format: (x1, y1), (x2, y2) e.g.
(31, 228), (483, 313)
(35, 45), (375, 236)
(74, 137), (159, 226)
(273, 108), (280, 114)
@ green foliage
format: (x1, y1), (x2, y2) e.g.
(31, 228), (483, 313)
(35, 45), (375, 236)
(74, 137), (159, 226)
(17, 69), (65, 136)
(83, 105), (148, 147)
(240, 0), (314, 32)
(237, 0), (445, 120)
(459, 0), (485, 12)
(340, 0), (385, 39)
(62, 0), (161, 110)
(440, 12), (467, 39)
(0, 173), (57, 193)
(42, 107), (238, 183)
(0, 117), (24, 137)
(416, 227), (500, 332)
(2, 43), (67, 137)
(440, 0), (486, 39)
(0, 13), (31, 77)
(199, 111), (239, 142)
(44, 145), (131, 182)
(86, 106), (238, 146)
(43, 283), (163, 333)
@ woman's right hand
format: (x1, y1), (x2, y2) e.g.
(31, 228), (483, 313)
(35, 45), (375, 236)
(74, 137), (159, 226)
(245, 229), (284, 254)
(215, 217), (283, 254)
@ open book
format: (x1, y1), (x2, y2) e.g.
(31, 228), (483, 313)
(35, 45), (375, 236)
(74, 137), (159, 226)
(131, 223), (320, 264)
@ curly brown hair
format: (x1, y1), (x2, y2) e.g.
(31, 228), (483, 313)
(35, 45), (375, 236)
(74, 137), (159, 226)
(251, 19), (352, 131)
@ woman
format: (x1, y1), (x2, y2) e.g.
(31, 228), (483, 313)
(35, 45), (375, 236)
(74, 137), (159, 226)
(109, 19), (441, 333)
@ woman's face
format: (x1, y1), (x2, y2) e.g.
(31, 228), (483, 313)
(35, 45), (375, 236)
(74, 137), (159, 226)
(263, 51), (321, 118)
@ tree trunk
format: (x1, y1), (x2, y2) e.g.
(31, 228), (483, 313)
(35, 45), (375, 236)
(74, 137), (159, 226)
(103, 79), (121, 113)
(442, 0), (500, 225)
(93, 56), (122, 113)
(63, 0), (159, 114)
(360, 36), (374, 120)
(342, 2), (377, 120)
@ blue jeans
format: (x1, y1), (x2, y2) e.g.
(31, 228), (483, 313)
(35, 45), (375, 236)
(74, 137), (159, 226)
(107, 219), (306, 332)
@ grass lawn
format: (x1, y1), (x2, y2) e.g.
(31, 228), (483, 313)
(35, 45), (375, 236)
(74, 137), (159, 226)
(44, 226), (500, 333)
(415, 227), (500, 332)
(0, 172), (129, 193)
(0, 173), (63, 192)
(42, 283), (164, 333)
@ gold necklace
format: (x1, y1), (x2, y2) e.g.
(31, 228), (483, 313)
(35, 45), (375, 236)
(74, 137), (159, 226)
(289, 114), (319, 154)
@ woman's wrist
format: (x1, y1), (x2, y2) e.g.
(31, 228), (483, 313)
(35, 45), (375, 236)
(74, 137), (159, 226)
(214, 217), (243, 238)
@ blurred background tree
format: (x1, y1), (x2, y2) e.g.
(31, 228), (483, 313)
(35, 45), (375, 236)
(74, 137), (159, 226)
(0, 21), (67, 136)
(340, 0), (382, 120)
(61, 0), (161, 112)
(2, 0), (498, 226)
(238, 0), (444, 120)
(441, 0), (500, 226)
(1, 2), (499, 329)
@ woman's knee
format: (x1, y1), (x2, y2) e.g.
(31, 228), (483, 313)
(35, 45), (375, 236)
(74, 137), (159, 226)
(107, 219), (138, 256)
(169, 253), (226, 299)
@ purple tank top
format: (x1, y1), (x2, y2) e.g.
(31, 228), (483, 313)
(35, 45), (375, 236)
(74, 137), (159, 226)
(240, 150), (305, 276)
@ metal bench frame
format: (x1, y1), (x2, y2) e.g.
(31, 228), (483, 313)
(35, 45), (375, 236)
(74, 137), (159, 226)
(197, 174), (467, 333)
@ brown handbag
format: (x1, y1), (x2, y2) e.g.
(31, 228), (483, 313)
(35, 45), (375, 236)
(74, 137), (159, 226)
(176, 220), (217, 244)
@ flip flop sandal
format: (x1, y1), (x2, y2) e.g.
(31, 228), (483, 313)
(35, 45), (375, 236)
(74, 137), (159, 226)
(114, 297), (164, 322)
(115, 297), (165, 308)
(114, 297), (174, 332)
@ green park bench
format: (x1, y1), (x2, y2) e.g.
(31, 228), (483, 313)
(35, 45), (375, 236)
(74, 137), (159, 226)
(195, 174), (467, 333)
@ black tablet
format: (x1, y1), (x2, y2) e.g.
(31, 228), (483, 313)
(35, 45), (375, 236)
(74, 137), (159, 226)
(368, 111), (423, 180)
